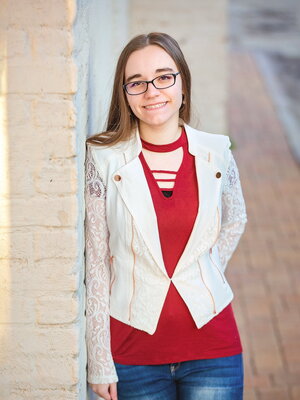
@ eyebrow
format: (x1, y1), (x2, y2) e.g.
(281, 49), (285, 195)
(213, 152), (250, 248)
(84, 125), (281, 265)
(125, 67), (175, 83)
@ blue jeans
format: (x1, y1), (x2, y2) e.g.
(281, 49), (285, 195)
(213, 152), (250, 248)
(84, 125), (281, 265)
(114, 354), (243, 400)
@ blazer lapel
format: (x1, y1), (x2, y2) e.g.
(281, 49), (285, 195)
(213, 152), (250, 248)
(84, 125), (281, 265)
(112, 156), (167, 275)
(174, 155), (223, 274)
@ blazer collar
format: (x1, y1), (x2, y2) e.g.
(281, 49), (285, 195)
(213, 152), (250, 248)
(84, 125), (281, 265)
(123, 123), (226, 166)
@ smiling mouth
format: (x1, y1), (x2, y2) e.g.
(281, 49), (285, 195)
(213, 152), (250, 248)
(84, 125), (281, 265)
(144, 102), (167, 110)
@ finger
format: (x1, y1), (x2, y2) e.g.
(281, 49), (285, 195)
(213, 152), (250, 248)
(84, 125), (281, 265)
(110, 382), (118, 400)
(97, 391), (111, 400)
(100, 390), (111, 400)
(90, 385), (110, 400)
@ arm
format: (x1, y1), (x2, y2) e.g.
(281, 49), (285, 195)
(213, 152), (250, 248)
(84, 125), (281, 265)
(216, 150), (247, 271)
(85, 146), (118, 385)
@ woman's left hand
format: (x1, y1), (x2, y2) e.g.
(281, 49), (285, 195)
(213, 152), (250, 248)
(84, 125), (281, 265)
(89, 382), (118, 400)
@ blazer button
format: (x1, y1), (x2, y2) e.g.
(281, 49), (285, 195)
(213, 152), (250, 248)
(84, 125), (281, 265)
(216, 171), (222, 179)
(114, 175), (121, 181)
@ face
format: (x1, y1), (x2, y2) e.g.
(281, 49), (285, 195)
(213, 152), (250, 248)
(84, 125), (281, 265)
(124, 45), (183, 131)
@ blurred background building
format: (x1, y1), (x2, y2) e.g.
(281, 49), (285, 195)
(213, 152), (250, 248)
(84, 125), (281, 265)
(0, 0), (299, 399)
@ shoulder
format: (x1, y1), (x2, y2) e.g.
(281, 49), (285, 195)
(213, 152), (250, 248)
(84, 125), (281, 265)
(184, 124), (231, 151)
(184, 124), (231, 168)
(86, 134), (136, 175)
(86, 136), (130, 161)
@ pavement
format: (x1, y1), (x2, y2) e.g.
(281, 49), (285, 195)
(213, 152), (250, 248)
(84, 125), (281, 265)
(228, 1), (300, 398)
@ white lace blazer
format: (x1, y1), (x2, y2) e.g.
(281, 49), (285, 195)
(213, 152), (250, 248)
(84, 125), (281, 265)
(85, 124), (247, 384)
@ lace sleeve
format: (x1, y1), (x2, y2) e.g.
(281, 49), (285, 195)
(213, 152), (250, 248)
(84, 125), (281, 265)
(216, 150), (247, 271)
(85, 146), (118, 384)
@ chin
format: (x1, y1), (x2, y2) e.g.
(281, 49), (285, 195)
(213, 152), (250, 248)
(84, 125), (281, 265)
(142, 114), (174, 127)
(143, 120), (168, 129)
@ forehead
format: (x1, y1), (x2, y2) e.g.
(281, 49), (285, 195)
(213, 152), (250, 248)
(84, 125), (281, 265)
(125, 45), (177, 78)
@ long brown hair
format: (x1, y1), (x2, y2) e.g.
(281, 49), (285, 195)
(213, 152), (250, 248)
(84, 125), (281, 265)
(87, 32), (191, 146)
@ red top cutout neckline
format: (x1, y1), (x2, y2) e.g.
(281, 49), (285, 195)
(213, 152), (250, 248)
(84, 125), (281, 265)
(141, 128), (185, 152)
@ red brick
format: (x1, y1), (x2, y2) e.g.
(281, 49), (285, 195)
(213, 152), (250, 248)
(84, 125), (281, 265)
(257, 388), (290, 400)
(291, 386), (300, 400)
(243, 389), (258, 400)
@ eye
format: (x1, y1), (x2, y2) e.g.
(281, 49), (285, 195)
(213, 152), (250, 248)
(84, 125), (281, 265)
(157, 74), (172, 82)
(127, 81), (143, 88)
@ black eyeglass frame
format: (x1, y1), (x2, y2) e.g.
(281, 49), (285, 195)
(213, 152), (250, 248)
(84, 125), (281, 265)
(123, 72), (181, 95)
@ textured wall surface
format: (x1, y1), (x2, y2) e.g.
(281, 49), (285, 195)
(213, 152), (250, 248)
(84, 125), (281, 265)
(0, 0), (86, 398)
(129, 0), (229, 134)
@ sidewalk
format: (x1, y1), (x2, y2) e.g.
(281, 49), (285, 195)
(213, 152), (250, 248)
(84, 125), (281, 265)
(227, 50), (300, 400)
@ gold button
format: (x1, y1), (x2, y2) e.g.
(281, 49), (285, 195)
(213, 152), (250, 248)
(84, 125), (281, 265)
(114, 175), (121, 181)
(216, 171), (222, 179)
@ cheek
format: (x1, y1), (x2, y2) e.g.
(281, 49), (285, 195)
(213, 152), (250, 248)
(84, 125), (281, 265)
(173, 87), (183, 108)
(126, 95), (139, 114)
(172, 81), (183, 104)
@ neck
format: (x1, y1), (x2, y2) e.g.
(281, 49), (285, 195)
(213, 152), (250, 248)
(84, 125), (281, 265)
(139, 120), (181, 145)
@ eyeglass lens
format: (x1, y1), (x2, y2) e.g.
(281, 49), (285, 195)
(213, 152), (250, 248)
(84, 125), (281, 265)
(125, 74), (176, 95)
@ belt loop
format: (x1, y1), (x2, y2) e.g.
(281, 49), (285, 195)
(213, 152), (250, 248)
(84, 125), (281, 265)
(170, 362), (181, 377)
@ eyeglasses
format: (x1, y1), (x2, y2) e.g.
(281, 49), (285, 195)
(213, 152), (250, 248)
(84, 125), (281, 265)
(123, 72), (181, 95)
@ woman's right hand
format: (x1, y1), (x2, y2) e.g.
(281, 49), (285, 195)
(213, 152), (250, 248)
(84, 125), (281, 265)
(90, 382), (118, 400)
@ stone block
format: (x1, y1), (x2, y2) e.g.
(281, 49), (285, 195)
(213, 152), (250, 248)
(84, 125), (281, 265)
(0, 291), (35, 324)
(36, 294), (79, 325)
(31, 28), (73, 58)
(8, 125), (77, 164)
(0, 353), (78, 387)
(0, 325), (79, 357)
(5, 197), (78, 227)
(7, 62), (77, 94)
(34, 164), (77, 194)
(6, 29), (30, 58)
(0, 258), (78, 292)
(33, 98), (76, 128)
(5, 94), (31, 126)
(6, 0), (76, 29)
(5, 161), (35, 197)
(0, 231), (33, 259)
(33, 230), (78, 260)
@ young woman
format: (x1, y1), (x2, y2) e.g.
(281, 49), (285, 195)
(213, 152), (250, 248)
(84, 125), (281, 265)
(85, 32), (247, 400)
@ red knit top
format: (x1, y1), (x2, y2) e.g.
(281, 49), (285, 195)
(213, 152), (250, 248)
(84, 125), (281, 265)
(110, 128), (242, 364)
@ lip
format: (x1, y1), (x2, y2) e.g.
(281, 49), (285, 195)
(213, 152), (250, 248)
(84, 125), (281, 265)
(143, 101), (167, 110)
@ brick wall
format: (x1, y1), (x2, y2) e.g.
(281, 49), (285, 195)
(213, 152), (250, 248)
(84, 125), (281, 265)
(0, 0), (85, 398)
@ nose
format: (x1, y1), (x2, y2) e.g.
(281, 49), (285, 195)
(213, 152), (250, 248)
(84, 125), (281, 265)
(145, 82), (161, 97)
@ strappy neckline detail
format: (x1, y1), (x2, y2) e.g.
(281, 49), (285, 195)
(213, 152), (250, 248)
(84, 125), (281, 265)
(141, 128), (185, 153)
(139, 128), (188, 199)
